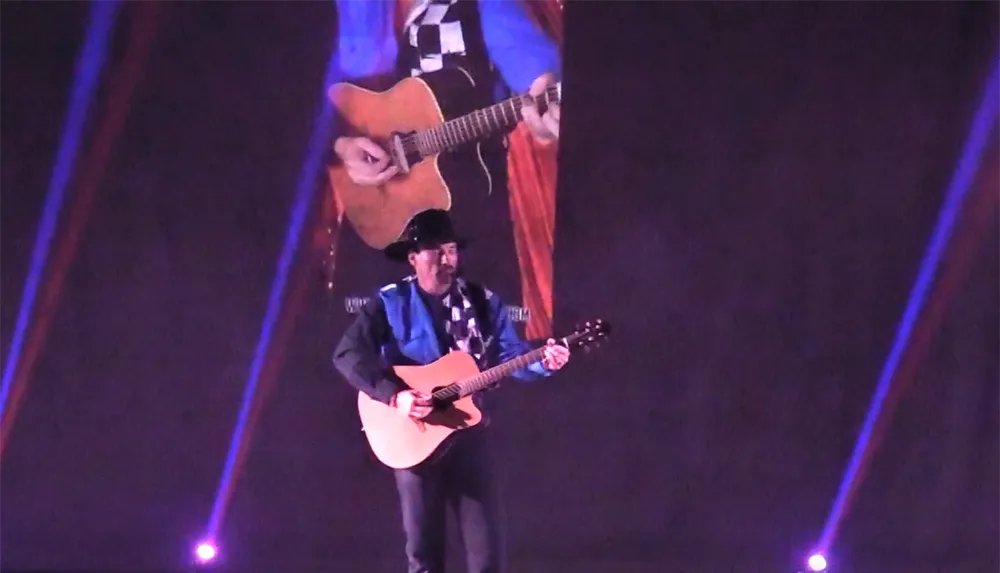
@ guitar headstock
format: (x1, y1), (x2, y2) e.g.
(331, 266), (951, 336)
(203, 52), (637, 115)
(561, 318), (611, 353)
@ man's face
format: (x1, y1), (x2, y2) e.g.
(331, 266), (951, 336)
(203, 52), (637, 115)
(408, 242), (459, 287)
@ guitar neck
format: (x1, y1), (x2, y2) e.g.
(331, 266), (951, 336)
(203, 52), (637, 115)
(418, 83), (560, 156)
(426, 320), (608, 404)
(431, 345), (550, 402)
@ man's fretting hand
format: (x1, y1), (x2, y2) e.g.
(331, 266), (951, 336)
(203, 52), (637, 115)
(521, 72), (560, 145)
(541, 338), (570, 371)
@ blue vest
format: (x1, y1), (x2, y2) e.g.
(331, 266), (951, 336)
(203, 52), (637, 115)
(376, 278), (494, 367)
(377, 279), (448, 367)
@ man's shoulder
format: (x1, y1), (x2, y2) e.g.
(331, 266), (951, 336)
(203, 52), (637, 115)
(364, 277), (416, 315)
(377, 276), (416, 297)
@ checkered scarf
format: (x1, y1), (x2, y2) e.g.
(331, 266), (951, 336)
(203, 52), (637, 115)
(442, 278), (489, 366)
(401, 0), (470, 77)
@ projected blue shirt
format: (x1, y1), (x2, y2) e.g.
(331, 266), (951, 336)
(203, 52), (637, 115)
(335, 0), (562, 95)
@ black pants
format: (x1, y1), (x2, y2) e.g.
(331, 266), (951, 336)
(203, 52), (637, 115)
(393, 427), (504, 573)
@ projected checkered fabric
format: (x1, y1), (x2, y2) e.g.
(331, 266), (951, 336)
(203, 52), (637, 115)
(404, 0), (469, 76)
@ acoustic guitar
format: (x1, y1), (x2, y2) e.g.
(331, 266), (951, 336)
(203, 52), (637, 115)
(357, 319), (610, 469)
(327, 67), (562, 250)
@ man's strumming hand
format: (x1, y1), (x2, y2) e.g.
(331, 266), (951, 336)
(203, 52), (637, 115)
(391, 389), (433, 419)
(333, 136), (399, 186)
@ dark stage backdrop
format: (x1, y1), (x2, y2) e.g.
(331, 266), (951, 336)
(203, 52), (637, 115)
(1, 1), (997, 572)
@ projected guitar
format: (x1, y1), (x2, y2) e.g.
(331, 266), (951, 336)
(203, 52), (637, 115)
(357, 319), (610, 470)
(327, 67), (561, 250)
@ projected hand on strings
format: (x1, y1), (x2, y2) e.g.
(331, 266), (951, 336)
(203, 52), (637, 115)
(333, 136), (399, 186)
(521, 73), (560, 144)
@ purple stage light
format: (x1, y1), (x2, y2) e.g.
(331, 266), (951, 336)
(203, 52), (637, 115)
(195, 541), (217, 563)
(807, 553), (828, 571)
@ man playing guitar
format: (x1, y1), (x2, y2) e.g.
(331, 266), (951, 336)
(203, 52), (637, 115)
(332, 209), (572, 572)
(326, 3), (566, 572)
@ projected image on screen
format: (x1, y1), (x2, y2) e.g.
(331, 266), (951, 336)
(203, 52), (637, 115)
(321, 0), (565, 340)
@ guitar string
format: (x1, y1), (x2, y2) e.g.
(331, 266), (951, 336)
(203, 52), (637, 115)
(402, 83), (559, 158)
(436, 350), (540, 400)
(430, 348), (544, 402)
(429, 324), (604, 402)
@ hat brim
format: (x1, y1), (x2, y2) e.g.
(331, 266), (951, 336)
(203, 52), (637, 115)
(384, 236), (468, 263)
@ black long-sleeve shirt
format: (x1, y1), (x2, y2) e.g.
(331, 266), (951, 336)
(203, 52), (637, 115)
(332, 296), (407, 405)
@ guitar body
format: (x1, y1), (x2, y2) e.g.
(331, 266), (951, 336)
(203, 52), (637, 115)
(357, 351), (484, 470)
(328, 68), (498, 249)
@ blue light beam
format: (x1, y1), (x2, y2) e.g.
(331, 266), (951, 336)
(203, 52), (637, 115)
(0, 0), (121, 421)
(818, 50), (1000, 553)
(204, 34), (344, 541)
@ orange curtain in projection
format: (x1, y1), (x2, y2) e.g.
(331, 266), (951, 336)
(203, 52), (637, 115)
(319, 0), (565, 339)
(508, 1), (564, 339)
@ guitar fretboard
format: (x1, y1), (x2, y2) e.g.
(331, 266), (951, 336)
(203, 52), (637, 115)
(431, 345), (550, 402)
(414, 83), (560, 157)
(423, 319), (608, 404)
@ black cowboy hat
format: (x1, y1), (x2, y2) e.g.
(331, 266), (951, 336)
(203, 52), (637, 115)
(383, 209), (468, 263)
